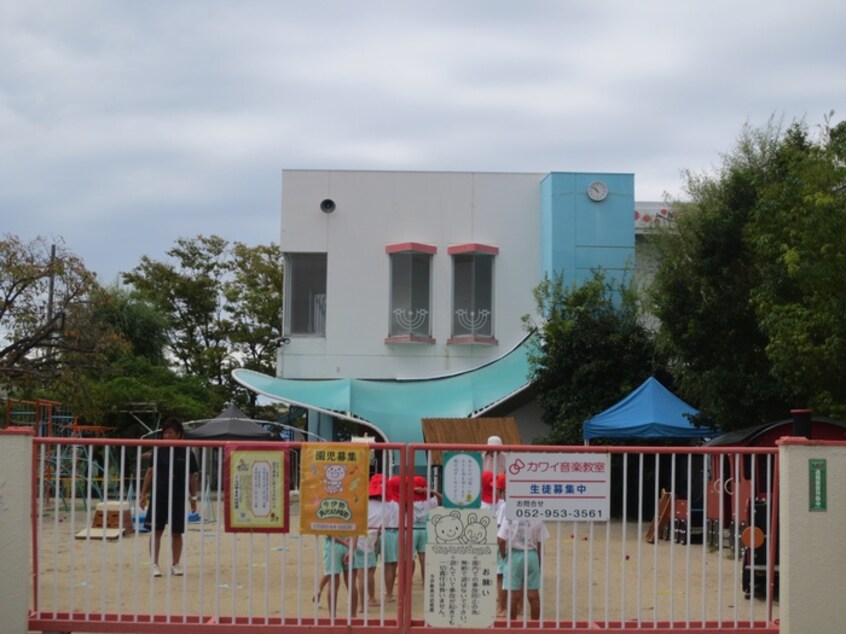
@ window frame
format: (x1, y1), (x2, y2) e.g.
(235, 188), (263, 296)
(448, 243), (498, 345)
(284, 252), (328, 337)
(385, 242), (436, 344)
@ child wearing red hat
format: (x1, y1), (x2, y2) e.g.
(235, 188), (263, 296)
(381, 475), (401, 603)
(494, 472), (508, 616)
(350, 473), (388, 612)
(480, 470), (495, 509)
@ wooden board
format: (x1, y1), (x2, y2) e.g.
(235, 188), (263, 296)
(76, 501), (135, 539)
(646, 490), (672, 544)
(75, 527), (126, 540)
(421, 417), (520, 464)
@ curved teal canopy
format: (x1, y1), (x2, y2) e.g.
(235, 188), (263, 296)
(232, 333), (535, 443)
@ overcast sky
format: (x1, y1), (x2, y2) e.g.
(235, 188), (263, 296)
(3, 1), (844, 283)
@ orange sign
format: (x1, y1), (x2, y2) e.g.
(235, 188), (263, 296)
(299, 443), (369, 536)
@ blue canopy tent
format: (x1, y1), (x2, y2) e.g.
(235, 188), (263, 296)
(583, 377), (709, 443)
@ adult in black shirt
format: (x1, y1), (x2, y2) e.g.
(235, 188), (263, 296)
(139, 417), (199, 577)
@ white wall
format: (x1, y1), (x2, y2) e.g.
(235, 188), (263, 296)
(279, 170), (544, 379)
(0, 428), (33, 633)
(780, 439), (846, 633)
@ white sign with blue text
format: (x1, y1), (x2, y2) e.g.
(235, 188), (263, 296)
(505, 452), (610, 522)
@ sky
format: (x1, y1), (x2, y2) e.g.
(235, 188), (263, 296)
(3, 1), (845, 284)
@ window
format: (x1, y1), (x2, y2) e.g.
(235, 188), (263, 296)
(386, 243), (435, 343)
(449, 244), (498, 342)
(285, 253), (327, 336)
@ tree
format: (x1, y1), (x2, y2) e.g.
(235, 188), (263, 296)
(224, 243), (284, 372)
(57, 285), (223, 431)
(525, 270), (657, 444)
(747, 117), (846, 417)
(650, 115), (846, 429)
(0, 235), (121, 388)
(122, 235), (283, 410)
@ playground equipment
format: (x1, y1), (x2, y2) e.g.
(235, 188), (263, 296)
(700, 410), (846, 599)
(3, 398), (125, 510)
(75, 500), (135, 540)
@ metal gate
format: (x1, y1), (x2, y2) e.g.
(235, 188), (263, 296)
(28, 438), (779, 633)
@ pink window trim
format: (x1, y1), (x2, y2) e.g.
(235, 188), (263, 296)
(447, 336), (499, 346)
(447, 243), (499, 255)
(384, 335), (436, 345)
(385, 242), (437, 254)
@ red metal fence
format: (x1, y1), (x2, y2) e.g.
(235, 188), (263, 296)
(28, 438), (779, 633)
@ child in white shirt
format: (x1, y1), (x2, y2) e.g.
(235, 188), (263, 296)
(497, 475), (549, 620)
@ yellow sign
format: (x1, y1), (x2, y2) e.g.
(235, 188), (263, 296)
(224, 447), (288, 533)
(299, 443), (369, 536)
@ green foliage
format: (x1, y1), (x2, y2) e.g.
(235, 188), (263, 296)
(650, 114), (846, 428)
(96, 285), (169, 364)
(2, 233), (282, 432)
(526, 270), (657, 444)
(747, 117), (846, 417)
(122, 235), (283, 410)
(0, 235), (113, 384)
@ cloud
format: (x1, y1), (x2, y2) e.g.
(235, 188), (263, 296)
(2, 0), (845, 280)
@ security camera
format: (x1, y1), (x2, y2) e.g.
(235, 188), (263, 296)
(276, 337), (291, 346)
(320, 198), (336, 213)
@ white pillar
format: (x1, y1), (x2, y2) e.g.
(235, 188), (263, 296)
(779, 438), (846, 633)
(0, 428), (34, 634)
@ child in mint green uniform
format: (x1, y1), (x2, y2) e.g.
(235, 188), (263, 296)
(497, 476), (549, 621)
(411, 475), (441, 585)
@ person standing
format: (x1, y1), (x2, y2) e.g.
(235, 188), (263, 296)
(493, 473), (508, 617)
(316, 535), (355, 615)
(351, 474), (387, 611)
(482, 435), (507, 477)
(497, 475), (549, 620)
(139, 417), (199, 577)
(411, 475), (441, 585)
(381, 475), (401, 603)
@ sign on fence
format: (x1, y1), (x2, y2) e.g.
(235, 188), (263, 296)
(424, 507), (497, 627)
(224, 446), (289, 532)
(442, 451), (483, 508)
(505, 452), (611, 521)
(298, 442), (370, 536)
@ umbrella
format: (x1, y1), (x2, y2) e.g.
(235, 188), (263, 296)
(184, 404), (273, 441)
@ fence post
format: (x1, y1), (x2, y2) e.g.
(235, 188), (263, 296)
(0, 427), (34, 633)
(779, 437), (846, 632)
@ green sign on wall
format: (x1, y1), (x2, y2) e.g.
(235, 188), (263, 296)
(809, 459), (827, 512)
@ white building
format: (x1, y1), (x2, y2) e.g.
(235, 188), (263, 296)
(235, 170), (665, 445)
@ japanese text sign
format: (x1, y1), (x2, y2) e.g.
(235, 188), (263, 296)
(424, 507), (497, 627)
(505, 452), (610, 522)
(299, 443), (369, 536)
(809, 458), (827, 512)
(442, 451), (483, 509)
(224, 446), (288, 533)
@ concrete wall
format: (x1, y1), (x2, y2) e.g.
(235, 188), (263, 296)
(279, 169), (636, 381)
(0, 428), (33, 633)
(780, 438), (846, 633)
(280, 170), (545, 379)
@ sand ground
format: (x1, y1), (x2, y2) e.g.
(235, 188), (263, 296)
(31, 497), (779, 628)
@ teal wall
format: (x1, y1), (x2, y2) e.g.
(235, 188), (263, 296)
(541, 172), (635, 287)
